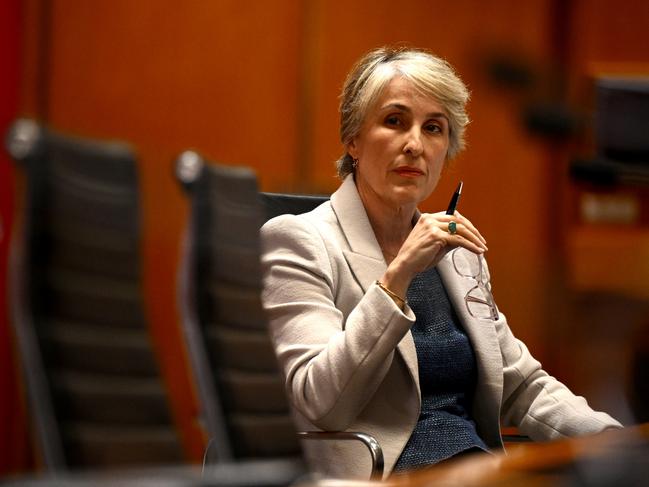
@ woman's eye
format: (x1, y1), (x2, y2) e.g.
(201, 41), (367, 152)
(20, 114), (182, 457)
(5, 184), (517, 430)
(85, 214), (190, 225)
(385, 116), (401, 126)
(425, 123), (442, 133)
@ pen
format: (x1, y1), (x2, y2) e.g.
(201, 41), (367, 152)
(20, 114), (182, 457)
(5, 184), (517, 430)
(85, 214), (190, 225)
(446, 181), (463, 215)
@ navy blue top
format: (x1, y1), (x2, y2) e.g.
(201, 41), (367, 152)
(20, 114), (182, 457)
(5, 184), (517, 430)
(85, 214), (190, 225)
(393, 266), (488, 472)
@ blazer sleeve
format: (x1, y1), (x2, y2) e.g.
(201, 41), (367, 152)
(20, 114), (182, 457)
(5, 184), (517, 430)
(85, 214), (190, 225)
(261, 214), (415, 431)
(499, 334), (623, 438)
(487, 259), (623, 437)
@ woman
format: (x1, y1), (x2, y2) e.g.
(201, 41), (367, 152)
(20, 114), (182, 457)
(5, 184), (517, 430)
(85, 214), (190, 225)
(261, 46), (621, 480)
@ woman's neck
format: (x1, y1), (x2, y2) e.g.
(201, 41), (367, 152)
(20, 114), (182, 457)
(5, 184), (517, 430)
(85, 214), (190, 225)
(358, 185), (416, 261)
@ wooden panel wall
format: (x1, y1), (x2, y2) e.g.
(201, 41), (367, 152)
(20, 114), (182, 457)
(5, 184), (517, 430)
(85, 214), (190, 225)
(1, 0), (32, 475)
(13, 0), (649, 467)
(555, 0), (649, 422)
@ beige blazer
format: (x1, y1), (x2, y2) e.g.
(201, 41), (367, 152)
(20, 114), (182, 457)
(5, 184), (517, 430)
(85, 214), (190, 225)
(260, 175), (621, 480)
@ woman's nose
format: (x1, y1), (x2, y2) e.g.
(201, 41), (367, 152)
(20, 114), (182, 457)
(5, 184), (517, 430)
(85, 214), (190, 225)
(403, 129), (423, 156)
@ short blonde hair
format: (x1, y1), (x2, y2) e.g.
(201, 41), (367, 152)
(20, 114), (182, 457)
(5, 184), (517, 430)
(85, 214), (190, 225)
(336, 46), (470, 178)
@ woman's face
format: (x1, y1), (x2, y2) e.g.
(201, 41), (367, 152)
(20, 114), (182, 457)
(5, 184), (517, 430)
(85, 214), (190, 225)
(348, 76), (450, 212)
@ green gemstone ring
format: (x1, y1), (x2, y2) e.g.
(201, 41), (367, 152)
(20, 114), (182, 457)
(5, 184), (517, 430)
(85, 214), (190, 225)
(448, 221), (458, 235)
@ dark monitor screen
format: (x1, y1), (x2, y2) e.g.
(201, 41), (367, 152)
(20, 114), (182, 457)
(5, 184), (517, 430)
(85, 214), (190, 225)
(595, 77), (649, 164)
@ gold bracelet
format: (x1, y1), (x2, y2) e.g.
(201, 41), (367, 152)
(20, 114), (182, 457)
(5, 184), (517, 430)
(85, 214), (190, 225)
(376, 280), (407, 308)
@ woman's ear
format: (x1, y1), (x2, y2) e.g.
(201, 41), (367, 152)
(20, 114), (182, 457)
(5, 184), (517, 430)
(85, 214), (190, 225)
(346, 139), (358, 160)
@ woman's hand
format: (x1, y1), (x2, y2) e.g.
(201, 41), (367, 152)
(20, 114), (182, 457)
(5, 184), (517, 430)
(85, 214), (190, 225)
(380, 211), (487, 298)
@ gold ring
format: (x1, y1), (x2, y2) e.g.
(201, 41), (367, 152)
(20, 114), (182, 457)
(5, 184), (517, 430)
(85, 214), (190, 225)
(448, 221), (458, 235)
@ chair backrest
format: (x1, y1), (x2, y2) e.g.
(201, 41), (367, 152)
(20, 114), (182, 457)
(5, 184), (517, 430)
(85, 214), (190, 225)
(6, 119), (184, 470)
(259, 193), (329, 223)
(175, 151), (326, 466)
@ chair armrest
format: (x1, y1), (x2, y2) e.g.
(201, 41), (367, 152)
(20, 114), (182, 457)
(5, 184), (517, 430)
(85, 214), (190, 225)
(502, 434), (533, 443)
(500, 426), (532, 443)
(298, 431), (384, 480)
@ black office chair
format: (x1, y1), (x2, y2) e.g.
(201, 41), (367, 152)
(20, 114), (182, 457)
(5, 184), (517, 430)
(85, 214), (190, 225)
(259, 193), (330, 222)
(175, 151), (304, 463)
(175, 151), (384, 481)
(5, 119), (184, 470)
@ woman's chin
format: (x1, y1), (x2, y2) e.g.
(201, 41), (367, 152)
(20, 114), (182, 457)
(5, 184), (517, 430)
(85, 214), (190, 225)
(388, 183), (432, 206)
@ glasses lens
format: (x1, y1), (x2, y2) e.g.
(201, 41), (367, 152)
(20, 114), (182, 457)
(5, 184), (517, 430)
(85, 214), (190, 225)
(451, 249), (481, 278)
(465, 286), (499, 320)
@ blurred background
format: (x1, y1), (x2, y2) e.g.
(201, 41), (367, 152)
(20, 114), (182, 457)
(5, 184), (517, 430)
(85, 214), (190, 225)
(1, 0), (648, 477)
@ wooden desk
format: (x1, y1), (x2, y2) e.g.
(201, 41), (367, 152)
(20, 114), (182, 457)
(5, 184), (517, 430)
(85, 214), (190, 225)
(3, 427), (647, 486)
(394, 424), (649, 487)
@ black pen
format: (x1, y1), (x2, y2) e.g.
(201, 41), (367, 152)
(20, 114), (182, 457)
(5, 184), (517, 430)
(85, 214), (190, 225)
(446, 181), (463, 215)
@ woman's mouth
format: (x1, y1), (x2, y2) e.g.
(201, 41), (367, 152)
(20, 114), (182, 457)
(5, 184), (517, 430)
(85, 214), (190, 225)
(394, 167), (424, 178)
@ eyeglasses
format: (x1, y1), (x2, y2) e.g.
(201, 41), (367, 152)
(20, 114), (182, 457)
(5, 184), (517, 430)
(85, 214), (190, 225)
(451, 249), (499, 321)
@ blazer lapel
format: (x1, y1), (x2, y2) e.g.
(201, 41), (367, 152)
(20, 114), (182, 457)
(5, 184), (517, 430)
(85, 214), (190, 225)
(330, 175), (420, 388)
(330, 175), (385, 289)
(437, 253), (503, 444)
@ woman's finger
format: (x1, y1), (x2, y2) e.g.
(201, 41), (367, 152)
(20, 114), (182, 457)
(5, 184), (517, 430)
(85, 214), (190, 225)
(455, 234), (487, 255)
(440, 216), (487, 252)
(451, 211), (487, 246)
(446, 228), (486, 254)
(452, 222), (488, 252)
(423, 219), (485, 256)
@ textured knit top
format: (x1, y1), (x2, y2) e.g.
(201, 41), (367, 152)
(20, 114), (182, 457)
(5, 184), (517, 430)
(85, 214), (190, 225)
(393, 266), (488, 472)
